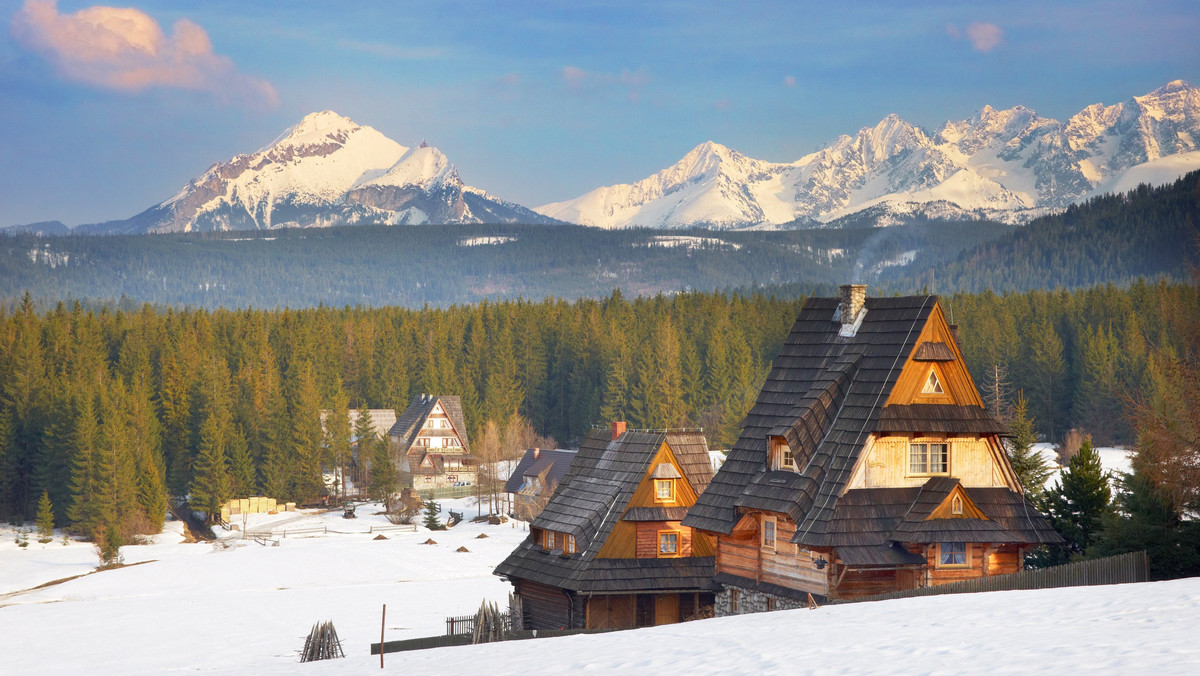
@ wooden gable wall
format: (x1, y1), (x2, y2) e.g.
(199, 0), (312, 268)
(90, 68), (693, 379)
(884, 303), (982, 408)
(597, 441), (714, 559)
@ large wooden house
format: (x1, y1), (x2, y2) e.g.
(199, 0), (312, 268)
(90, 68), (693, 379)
(682, 285), (1062, 613)
(495, 423), (718, 630)
(387, 394), (475, 489)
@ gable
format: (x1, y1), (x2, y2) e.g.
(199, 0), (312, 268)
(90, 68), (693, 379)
(927, 484), (987, 520)
(598, 441), (702, 558)
(884, 304), (983, 408)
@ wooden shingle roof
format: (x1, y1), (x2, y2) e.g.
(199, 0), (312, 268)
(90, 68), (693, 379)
(684, 295), (939, 537)
(682, 292), (1057, 552)
(504, 448), (577, 494)
(494, 428), (715, 594)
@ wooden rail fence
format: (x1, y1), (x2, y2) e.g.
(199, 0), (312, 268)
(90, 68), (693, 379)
(837, 550), (1150, 605)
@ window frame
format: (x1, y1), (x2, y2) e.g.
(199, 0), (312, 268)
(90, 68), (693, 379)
(654, 479), (676, 502)
(908, 441), (950, 476)
(545, 530), (556, 550)
(937, 542), (968, 568)
(657, 530), (680, 558)
(565, 534), (576, 554)
(728, 589), (740, 613)
(922, 368), (945, 395)
(761, 515), (777, 551)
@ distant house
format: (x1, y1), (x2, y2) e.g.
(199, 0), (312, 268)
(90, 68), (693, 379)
(387, 394), (475, 489)
(504, 448), (577, 521)
(495, 423), (718, 630)
(683, 285), (1063, 613)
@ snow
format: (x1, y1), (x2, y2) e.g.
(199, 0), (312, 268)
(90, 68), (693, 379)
(1034, 443), (1135, 491)
(4, 491), (1198, 674)
(359, 144), (459, 191)
(1092, 151), (1200, 196)
(642, 235), (741, 251)
(459, 236), (517, 247)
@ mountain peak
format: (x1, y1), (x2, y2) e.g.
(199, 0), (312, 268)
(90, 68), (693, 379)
(270, 110), (361, 149)
(361, 142), (460, 190)
(1148, 79), (1193, 97)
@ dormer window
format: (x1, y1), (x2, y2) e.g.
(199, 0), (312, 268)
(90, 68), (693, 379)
(565, 534), (576, 554)
(658, 531), (679, 557)
(545, 530), (556, 550)
(922, 369), (945, 395)
(655, 479), (675, 502)
(769, 437), (795, 472)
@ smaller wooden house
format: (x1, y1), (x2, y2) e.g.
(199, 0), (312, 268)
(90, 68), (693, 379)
(495, 423), (718, 630)
(387, 394), (475, 489)
(504, 448), (577, 521)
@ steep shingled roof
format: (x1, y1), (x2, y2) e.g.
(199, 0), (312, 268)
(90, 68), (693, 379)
(504, 448), (577, 494)
(387, 394), (471, 455)
(494, 428), (717, 594)
(682, 292), (1058, 553)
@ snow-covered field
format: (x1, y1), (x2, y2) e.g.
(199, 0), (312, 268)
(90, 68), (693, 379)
(1035, 443), (1134, 491)
(4, 487), (1198, 674)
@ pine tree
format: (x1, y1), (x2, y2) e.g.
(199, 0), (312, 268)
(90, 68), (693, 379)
(1089, 469), (1200, 580)
(190, 399), (232, 519)
(1005, 392), (1053, 500)
(1042, 437), (1112, 564)
(227, 425), (256, 498)
(286, 360), (326, 504)
(324, 388), (353, 504)
(422, 496), (443, 531)
(367, 433), (397, 503)
(36, 490), (54, 543)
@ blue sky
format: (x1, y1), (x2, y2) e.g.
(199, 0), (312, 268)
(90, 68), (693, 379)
(1, 0), (1197, 226)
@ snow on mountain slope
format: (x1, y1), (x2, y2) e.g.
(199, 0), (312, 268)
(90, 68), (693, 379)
(538, 80), (1200, 229)
(78, 113), (557, 233)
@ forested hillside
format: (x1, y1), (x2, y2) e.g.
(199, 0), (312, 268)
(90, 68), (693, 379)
(2, 283), (1193, 539)
(1, 222), (1010, 309)
(896, 170), (1200, 292)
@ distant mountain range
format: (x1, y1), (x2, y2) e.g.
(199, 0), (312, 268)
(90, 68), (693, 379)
(539, 80), (1200, 229)
(74, 111), (558, 234)
(19, 80), (1200, 234)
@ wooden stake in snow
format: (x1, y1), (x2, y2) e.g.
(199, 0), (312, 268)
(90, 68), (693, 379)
(299, 620), (345, 662)
(380, 604), (386, 669)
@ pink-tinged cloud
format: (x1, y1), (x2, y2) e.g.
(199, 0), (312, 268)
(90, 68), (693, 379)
(11, 0), (277, 107)
(784, 75), (796, 88)
(946, 21), (1004, 53)
(714, 98), (731, 111)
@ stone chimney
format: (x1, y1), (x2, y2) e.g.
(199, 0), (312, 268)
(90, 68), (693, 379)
(837, 284), (867, 337)
(611, 421), (627, 441)
(533, 447), (540, 459)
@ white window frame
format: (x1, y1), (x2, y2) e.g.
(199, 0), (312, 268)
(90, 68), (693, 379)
(655, 479), (675, 502)
(922, 369), (945, 395)
(908, 441), (950, 476)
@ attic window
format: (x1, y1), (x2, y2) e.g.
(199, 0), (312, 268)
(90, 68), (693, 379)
(565, 534), (576, 554)
(655, 479), (675, 502)
(544, 530), (556, 550)
(922, 370), (945, 395)
(951, 495), (964, 515)
(909, 442), (949, 475)
(770, 438), (795, 472)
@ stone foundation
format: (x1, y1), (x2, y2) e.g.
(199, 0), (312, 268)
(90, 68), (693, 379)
(715, 586), (808, 616)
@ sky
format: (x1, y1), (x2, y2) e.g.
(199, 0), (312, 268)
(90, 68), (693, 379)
(1, 0), (1197, 227)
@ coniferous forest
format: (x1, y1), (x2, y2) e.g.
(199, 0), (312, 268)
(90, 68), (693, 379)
(1, 281), (1195, 542)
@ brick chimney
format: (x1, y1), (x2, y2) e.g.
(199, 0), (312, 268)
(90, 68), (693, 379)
(837, 284), (867, 337)
(611, 421), (627, 441)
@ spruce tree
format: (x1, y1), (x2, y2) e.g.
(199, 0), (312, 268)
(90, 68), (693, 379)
(1042, 437), (1112, 564)
(1005, 392), (1053, 500)
(422, 496), (443, 531)
(36, 490), (54, 543)
(190, 399), (232, 519)
(1090, 470), (1200, 580)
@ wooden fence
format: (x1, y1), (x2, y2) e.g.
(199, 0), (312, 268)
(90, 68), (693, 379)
(445, 612), (517, 637)
(373, 627), (618, 656)
(837, 550), (1150, 605)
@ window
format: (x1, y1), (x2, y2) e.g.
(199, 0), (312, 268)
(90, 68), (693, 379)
(939, 542), (966, 567)
(655, 479), (675, 502)
(922, 369), (945, 395)
(658, 531), (679, 557)
(771, 438), (796, 471)
(565, 534), (576, 554)
(729, 589), (740, 613)
(766, 598), (777, 611)
(762, 515), (777, 550)
(545, 531), (556, 550)
(909, 442), (949, 475)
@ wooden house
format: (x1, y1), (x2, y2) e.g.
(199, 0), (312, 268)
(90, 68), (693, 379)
(387, 394), (475, 489)
(495, 423), (718, 630)
(504, 447), (578, 522)
(682, 285), (1062, 614)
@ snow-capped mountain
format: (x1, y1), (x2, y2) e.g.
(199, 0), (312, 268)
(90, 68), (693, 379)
(538, 80), (1200, 229)
(77, 111), (556, 233)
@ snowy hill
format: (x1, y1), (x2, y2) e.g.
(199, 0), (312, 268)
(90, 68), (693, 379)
(2, 502), (1197, 674)
(77, 112), (557, 234)
(539, 80), (1200, 229)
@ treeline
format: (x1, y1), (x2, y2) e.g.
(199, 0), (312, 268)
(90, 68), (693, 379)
(1, 282), (1194, 539)
(901, 170), (1200, 292)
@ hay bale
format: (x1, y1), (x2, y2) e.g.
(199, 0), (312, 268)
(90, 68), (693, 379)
(456, 546), (470, 553)
(422, 538), (438, 545)
(373, 534), (388, 541)
(475, 533), (489, 539)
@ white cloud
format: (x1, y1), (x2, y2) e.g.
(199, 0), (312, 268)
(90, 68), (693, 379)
(11, 0), (277, 107)
(560, 65), (649, 101)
